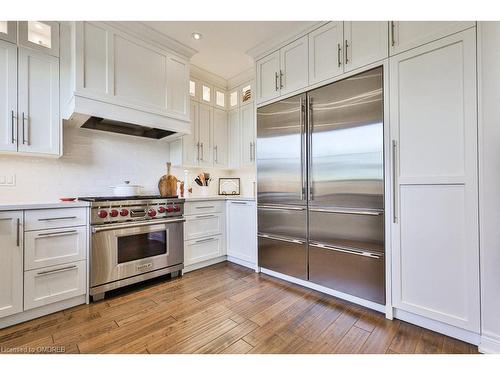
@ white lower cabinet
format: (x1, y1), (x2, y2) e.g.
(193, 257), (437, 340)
(24, 260), (86, 310)
(185, 213), (223, 241)
(0, 211), (23, 319)
(185, 236), (223, 267)
(226, 200), (256, 265)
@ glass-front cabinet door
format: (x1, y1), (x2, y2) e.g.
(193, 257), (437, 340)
(18, 21), (59, 57)
(0, 21), (17, 44)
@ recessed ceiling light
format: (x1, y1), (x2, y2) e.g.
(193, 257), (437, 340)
(192, 32), (202, 40)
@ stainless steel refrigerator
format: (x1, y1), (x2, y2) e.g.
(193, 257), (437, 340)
(257, 66), (385, 304)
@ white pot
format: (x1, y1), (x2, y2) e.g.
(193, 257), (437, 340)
(110, 181), (143, 197)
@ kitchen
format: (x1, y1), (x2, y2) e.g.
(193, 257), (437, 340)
(1, 0), (500, 372)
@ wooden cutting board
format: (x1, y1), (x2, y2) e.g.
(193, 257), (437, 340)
(158, 162), (177, 197)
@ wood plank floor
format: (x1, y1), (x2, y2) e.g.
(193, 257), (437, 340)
(0, 262), (479, 354)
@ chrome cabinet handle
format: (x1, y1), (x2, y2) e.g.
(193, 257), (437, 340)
(392, 140), (398, 223)
(231, 201), (248, 205)
(37, 265), (78, 276)
(249, 142), (253, 162)
(275, 72), (279, 91)
(16, 218), (20, 247)
(258, 233), (305, 245)
(195, 237), (215, 244)
(38, 216), (77, 222)
(196, 142), (200, 161)
(309, 242), (382, 259)
(279, 70), (284, 89)
(22, 112), (29, 145)
(391, 21), (396, 47)
(195, 205), (215, 209)
(344, 40), (349, 64)
(11, 110), (17, 144)
(37, 229), (78, 238)
(201, 142), (204, 161)
(195, 214), (216, 219)
(214, 145), (218, 163)
(337, 43), (342, 67)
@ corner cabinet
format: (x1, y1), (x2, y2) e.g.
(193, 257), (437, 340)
(0, 211), (23, 319)
(226, 200), (257, 267)
(240, 102), (256, 168)
(390, 28), (480, 332)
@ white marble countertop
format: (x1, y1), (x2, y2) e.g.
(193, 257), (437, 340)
(0, 201), (90, 211)
(183, 195), (255, 202)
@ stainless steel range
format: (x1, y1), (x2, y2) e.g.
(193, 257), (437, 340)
(79, 195), (185, 301)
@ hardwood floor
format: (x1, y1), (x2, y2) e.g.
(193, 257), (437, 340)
(0, 262), (479, 354)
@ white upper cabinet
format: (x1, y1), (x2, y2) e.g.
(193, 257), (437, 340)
(390, 21), (475, 56)
(166, 56), (189, 116)
(17, 48), (60, 156)
(256, 50), (280, 103)
(182, 101), (199, 167)
(198, 102), (212, 166)
(308, 22), (343, 85)
(18, 21), (60, 57)
(228, 108), (240, 169)
(0, 211), (23, 319)
(213, 108), (228, 168)
(0, 21), (17, 44)
(240, 102), (255, 167)
(279, 36), (309, 96)
(390, 29), (479, 332)
(344, 21), (388, 72)
(0, 40), (18, 152)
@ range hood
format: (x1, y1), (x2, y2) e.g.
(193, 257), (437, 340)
(81, 117), (176, 139)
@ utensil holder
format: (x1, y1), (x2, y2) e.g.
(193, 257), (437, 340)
(199, 186), (209, 197)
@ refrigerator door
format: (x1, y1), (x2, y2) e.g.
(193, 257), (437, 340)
(257, 93), (307, 207)
(307, 66), (384, 210)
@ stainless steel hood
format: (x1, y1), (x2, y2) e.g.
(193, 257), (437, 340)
(80, 117), (176, 139)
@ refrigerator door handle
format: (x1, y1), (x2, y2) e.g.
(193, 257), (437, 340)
(258, 233), (306, 245)
(258, 205), (305, 211)
(300, 96), (306, 201)
(309, 242), (382, 259)
(307, 97), (313, 201)
(309, 208), (383, 216)
(392, 140), (398, 223)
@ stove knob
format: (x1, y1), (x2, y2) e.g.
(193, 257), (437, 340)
(158, 206), (166, 213)
(110, 209), (119, 218)
(166, 205), (174, 212)
(148, 208), (157, 217)
(97, 210), (108, 219)
(174, 205), (181, 212)
(120, 208), (129, 217)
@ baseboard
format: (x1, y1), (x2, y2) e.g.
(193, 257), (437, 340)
(479, 334), (500, 354)
(226, 256), (258, 271)
(183, 256), (227, 273)
(0, 295), (86, 329)
(393, 308), (480, 345)
(260, 267), (386, 314)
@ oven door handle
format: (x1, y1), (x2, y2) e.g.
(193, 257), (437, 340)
(92, 217), (185, 233)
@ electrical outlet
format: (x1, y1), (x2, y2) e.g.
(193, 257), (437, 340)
(0, 174), (16, 186)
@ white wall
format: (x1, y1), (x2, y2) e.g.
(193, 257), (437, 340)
(0, 126), (172, 202)
(478, 22), (500, 353)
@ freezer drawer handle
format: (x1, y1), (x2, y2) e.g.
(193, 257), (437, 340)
(258, 233), (305, 245)
(309, 208), (383, 216)
(309, 242), (382, 259)
(258, 205), (305, 211)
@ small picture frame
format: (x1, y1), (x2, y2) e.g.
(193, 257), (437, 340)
(218, 178), (240, 196)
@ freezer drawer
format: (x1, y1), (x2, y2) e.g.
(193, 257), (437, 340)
(258, 205), (307, 240)
(308, 243), (385, 304)
(258, 234), (307, 280)
(309, 208), (384, 253)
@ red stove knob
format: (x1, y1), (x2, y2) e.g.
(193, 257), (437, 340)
(174, 205), (181, 212)
(120, 208), (129, 217)
(166, 205), (174, 212)
(158, 206), (166, 213)
(98, 210), (108, 219)
(110, 209), (119, 218)
(148, 208), (157, 217)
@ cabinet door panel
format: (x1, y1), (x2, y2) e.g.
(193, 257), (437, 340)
(185, 214), (223, 241)
(344, 21), (388, 72)
(240, 103), (255, 167)
(390, 21), (475, 56)
(18, 21), (60, 57)
(167, 56), (189, 116)
(0, 211), (23, 318)
(80, 22), (110, 95)
(18, 48), (60, 155)
(198, 102), (212, 166)
(0, 40), (18, 152)
(182, 101), (199, 166)
(228, 109), (240, 169)
(309, 21), (344, 85)
(185, 236), (222, 266)
(213, 108), (228, 168)
(227, 201), (256, 264)
(280, 36), (308, 96)
(256, 50), (280, 104)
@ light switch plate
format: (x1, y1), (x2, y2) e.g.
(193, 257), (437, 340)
(0, 174), (16, 186)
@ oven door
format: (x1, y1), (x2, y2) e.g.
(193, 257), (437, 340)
(90, 218), (184, 288)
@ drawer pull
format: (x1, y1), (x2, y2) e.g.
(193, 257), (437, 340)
(37, 265), (78, 276)
(230, 201), (248, 205)
(195, 237), (216, 244)
(195, 206), (215, 209)
(37, 229), (78, 238)
(195, 214), (216, 219)
(38, 216), (78, 222)
(309, 242), (382, 259)
(258, 233), (305, 245)
(309, 208), (383, 216)
(258, 205), (304, 211)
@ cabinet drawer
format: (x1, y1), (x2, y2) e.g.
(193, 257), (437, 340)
(24, 260), (86, 310)
(185, 213), (223, 240)
(185, 235), (222, 266)
(25, 226), (87, 271)
(258, 234), (307, 280)
(25, 208), (87, 231)
(184, 201), (223, 216)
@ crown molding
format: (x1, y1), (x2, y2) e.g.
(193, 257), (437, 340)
(190, 64), (228, 89)
(105, 21), (198, 60)
(246, 21), (326, 60)
(227, 68), (255, 90)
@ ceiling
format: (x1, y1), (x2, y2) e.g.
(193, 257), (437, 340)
(143, 21), (312, 80)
